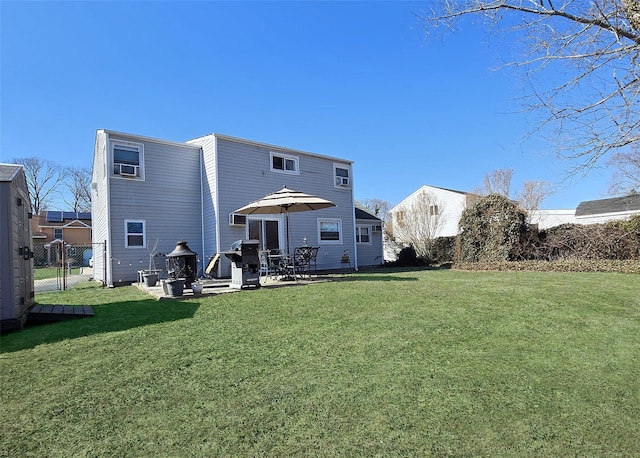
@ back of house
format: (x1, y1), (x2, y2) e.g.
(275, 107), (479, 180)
(92, 130), (380, 286)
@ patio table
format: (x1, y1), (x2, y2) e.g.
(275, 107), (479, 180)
(269, 253), (297, 281)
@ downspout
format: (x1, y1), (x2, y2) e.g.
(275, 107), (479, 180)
(199, 147), (205, 277)
(213, 136), (222, 278)
(104, 131), (114, 287)
(351, 166), (358, 271)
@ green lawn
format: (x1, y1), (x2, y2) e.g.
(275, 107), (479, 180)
(34, 266), (82, 280)
(1, 269), (639, 457)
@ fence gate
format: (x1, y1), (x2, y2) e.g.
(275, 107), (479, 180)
(33, 242), (105, 295)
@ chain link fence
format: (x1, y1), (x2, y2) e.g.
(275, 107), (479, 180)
(33, 242), (105, 294)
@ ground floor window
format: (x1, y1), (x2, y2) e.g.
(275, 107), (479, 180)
(125, 220), (146, 248)
(356, 225), (370, 244)
(318, 218), (342, 243)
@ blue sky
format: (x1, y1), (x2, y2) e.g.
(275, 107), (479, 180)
(1, 1), (617, 210)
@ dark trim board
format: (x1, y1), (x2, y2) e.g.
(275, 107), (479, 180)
(28, 305), (95, 323)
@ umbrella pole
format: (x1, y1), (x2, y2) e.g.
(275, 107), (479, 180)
(285, 212), (290, 255)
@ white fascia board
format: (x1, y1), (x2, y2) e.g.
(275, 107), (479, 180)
(99, 129), (202, 151)
(196, 133), (354, 165)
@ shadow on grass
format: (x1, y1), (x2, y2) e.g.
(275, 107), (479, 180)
(0, 298), (200, 353)
(333, 274), (420, 282)
(330, 265), (445, 282)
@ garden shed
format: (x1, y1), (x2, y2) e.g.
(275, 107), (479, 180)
(0, 163), (34, 331)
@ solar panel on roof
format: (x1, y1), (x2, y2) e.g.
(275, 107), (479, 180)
(63, 211), (79, 220)
(46, 211), (63, 222)
(78, 212), (92, 220)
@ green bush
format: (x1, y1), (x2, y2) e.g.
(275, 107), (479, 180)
(394, 245), (426, 267)
(457, 194), (529, 262)
(430, 236), (457, 265)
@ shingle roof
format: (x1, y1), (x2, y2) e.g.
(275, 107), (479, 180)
(0, 164), (22, 182)
(355, 207), (382, 221)
(575, 195), (640, 216)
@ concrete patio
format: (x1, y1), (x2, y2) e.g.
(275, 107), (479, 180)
(136, 274), (332, 300)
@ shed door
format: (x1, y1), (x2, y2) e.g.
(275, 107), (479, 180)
(17, 195), (33, 307)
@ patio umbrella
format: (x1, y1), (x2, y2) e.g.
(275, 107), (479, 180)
(233, 186), (336, 254)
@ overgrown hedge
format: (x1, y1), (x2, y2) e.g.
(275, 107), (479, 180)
(454, 260), (640, 274)
(393, 197), (640, 273)
(457, 194), (529, 262)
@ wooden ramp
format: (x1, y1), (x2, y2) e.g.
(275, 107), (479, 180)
(28, 305), (95, 323)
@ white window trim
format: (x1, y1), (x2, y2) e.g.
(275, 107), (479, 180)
(270, 151), (299, 175)
(53, 228), (63, 240)
(112, 140), (145, 180)
(333, 163), (351, 188)
(124, 219), (146, 249)
(318, 218), (342, 244)
(356, 225), (371, 245)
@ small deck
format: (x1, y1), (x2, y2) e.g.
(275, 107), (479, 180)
(28, 304), (95, 323)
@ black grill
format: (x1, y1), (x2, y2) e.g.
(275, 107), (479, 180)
(223, 240), (260, 289)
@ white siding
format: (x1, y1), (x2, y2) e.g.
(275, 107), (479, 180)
(529, 210), (576, 229)
(389, 185), (468, 239)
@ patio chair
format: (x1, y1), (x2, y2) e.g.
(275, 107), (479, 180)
(259, 250), (280, 284)
(289, 246), (314, 280)
(308, 247), (320, 278)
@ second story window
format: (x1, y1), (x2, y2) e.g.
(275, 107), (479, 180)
(270, 152), (299, 174)
(54, 228), (63, 240)
(334, 164), (350, 188)
(113, 141), (144, 179)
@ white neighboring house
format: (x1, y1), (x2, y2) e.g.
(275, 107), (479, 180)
(388, 185), (474, 241)
(529, 209), (577, 229)
(574, 195), (640, 224)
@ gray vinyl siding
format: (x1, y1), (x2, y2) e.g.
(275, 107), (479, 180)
(355, 220), (384, 267)
(107, 134), (203, 284)
(93, 130), (369, 283)
(91, 131), (109, 284)
(186, 135), (218, 268)
(214, 137), (355, 273)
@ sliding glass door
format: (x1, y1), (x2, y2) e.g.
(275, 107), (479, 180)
(248, 218), (281, 251)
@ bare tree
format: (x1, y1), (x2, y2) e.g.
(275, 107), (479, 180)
(356, 198), (391, 222)
(479, 168), (513, 197)
(608, 147), (640, 195)
(516, 180), (555, 220)
(63, 166), (92, 211)
(418, 1), (640, 172)
(477, 168), (553, 219)
(11, 157), (66, 214)
(391, 190), (446, 261)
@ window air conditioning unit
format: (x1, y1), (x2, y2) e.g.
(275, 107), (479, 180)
(229, 213), (246, 226)
(119, 164), (138, 177)
(336, 176), (349, 187)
